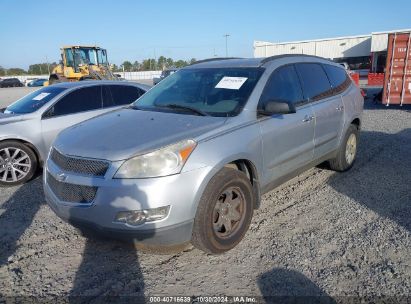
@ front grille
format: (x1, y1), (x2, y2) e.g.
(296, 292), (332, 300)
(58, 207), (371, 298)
(47, 172), (97, 203)
(50, 148), (109, 177)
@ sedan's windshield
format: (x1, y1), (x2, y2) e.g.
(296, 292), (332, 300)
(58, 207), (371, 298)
(134, 67), (264, 116)
(5, 87), (66, 114)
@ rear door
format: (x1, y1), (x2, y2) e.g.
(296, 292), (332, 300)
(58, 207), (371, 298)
(40, 85), (108, 153)
(258, 64), (315, 185)
(295, 63), (344, 159)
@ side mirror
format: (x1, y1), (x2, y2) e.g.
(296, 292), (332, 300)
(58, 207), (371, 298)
(259, 100), (296, 115)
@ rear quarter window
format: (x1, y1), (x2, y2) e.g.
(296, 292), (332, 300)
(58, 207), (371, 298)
(295, 63), (332, 101)
(322, 64), (351, 94)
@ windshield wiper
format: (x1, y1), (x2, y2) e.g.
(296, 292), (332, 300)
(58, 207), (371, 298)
(157, 104), (209, 116)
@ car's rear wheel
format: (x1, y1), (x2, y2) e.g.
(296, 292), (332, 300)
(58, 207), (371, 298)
(191, 167), (254, 254)
(328, 124), (359, 172)
(0, 141), (38, 187)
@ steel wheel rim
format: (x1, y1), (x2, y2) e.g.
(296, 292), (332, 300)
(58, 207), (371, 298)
(345, 134), (357, 165)
(212, 186), (246, 239)
(0, 147), (31, 183)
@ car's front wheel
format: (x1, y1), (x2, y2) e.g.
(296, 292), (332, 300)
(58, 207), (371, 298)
(0, 141), (38, 187)
(191, 167), (254, 254)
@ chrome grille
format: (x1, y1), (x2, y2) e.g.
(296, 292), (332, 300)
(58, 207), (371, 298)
(47, 172), (97, 203)
(50, 148), (109, 177)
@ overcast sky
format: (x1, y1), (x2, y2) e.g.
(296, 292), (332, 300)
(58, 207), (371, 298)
(1, 0), (410, 69)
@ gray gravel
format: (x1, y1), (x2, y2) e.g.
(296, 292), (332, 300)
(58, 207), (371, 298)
(0, 89), (411, 302)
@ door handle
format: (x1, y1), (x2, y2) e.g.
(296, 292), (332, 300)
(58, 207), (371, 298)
(302, 115), (314, 122)
(336, 105), (344, 111)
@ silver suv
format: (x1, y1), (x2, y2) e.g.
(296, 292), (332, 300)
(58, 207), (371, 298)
(45, 55), (363, 254)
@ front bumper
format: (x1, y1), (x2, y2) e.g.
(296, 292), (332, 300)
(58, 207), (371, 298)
(44, 157), (213, 246)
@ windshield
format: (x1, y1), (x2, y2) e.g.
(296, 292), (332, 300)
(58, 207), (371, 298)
(134, 67), (263, 117)
(73, 48), (97, 65)
(5, 87), (66, 114)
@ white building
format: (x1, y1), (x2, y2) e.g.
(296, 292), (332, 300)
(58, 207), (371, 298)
(254, 29), (411, 73)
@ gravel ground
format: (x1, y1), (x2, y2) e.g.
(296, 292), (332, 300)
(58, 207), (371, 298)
(0, 89), (410, 302)
(0, 87), (38, 108)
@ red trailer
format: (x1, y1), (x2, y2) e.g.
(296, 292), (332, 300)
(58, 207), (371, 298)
(382, 32), (411, 105)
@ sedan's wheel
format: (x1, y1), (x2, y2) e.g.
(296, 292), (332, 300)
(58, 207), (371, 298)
(329, 124), (359, 172)
(192, 167), (254, 254)
(0, 141), (38, 186)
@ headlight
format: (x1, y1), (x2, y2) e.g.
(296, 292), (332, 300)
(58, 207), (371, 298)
(114, 139), (197, 178)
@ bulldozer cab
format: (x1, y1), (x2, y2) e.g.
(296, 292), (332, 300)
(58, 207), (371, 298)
(63, 46), (109, 72)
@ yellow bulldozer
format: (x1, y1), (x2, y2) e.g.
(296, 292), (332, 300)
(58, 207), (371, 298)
(46, 45), (118, 85)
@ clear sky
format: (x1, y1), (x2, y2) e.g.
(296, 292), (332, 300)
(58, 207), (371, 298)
(1, 0), (410, 69)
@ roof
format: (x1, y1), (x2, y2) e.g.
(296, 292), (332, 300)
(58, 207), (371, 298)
(185, 58), (263, 68)
(184, 55), (336, 69)
(254, 33), (371, 47)
(50, 80), (150, 90)
(371, 28), (411, 35)
(60, 45), (104, 49)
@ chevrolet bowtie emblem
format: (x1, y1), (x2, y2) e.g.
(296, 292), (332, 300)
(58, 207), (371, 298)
(56, 172), (67, 182)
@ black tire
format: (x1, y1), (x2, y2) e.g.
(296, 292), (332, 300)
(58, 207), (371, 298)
(328, 124), (359, 172)
(0, 141), (38, 187)
(191, 167), (254, 254)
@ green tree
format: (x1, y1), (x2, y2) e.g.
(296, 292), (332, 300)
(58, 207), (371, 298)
(166, 58), (174, 68)
(7, 68), (26, 75)
(111, 64), (119, 72)
(0, 66), (5, 76)
(141, 59), (156, 71)
(132, 61), (141, 71)
(122, 61), (133, 71)
(157, 56), (167, 70)
(28, 62), (57, 75)
(174, 60), (188, 68)
(189, 58), (197, 65)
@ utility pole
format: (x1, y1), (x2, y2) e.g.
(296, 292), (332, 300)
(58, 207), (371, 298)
(223, 34), (230, 57)
(46, 56), (50, 76)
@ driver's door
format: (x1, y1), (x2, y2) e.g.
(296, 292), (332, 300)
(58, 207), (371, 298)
(258, 65), (315, 186)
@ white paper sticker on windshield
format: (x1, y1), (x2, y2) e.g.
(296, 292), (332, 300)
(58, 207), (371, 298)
(215, 77), (248, 90)
(32, 92), (50, 101)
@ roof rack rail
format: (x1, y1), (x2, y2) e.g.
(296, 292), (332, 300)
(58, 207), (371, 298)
(190, 57), (242, 65)
(259, 54), (331, 66)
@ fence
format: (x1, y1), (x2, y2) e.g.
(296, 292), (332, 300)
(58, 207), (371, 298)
(1, 70), (162, 84)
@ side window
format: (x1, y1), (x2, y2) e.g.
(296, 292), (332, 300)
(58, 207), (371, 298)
(322, 64), (350, 94)
(47, 86), (102, 117)
(295, 63), (332, 101)
(259, 65), (304, 108)
(108, 85), (143, 106)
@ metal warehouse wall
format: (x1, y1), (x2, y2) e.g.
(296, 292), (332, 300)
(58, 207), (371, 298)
(254, 35), (372, 59)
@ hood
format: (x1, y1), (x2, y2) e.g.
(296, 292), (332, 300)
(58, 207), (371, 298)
(54, 108), (227, 161)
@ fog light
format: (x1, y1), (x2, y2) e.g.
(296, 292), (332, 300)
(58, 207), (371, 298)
(114, 206), (170, 226)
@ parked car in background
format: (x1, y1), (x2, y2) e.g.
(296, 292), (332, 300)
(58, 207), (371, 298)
(0, 78), (24, 88)
(153, 68), (179, 85)
(24, 78), (38, 86)
(27, 78), (47, 87)
(0, 81), (149, 186)
(45, 55), (363, 254)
